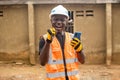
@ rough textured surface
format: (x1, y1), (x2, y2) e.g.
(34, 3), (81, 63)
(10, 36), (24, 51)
(0, 4), (120, 64)
(0, 64), (119, 80)
(0, 0), (119, 4)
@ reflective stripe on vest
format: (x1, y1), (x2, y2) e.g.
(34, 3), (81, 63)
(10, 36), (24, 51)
(47, 70), (79, 78)
(48, 58), (78, 64)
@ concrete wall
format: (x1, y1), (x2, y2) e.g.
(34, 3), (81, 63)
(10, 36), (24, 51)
(34, 4), (106, 64)
(0, 4), (120, 64)
(0, 0), (120, 4)
(112, 4), (120, 64)
(0, 5), (29, 63)
(34, 4), (53, 50)
(72, 4), (106, 64)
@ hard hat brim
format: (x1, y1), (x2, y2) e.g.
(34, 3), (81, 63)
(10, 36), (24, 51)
(49, 14), (69, 19)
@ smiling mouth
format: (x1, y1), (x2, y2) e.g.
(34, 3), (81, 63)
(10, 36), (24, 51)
(55, 26), (62, 28)
(55, 25), (63, 28)
(54, 27), (63, 31)
(55, 27), (62, 30)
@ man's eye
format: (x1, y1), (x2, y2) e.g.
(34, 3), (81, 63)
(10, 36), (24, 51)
(54, 19), (58, 21)
(60, 19), (65, 21)
(58, 19), (65, 21)
(53, 18), (65, 22)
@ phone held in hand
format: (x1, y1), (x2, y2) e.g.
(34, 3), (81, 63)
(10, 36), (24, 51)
(74, 32), (81, 40)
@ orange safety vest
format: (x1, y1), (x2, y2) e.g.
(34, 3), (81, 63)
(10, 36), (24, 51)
(45, 32), (79, 80)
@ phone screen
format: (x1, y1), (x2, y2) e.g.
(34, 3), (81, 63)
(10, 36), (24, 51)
(74, 32), (81, 40)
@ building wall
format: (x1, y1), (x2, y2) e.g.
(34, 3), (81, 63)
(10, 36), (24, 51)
(34, 4), (106, 64)
(0, 0), (120, 4)
(0, 4), (120, 64)
(0, 5), (29, 63)
(34, 4), (53, 51)
(112, 4), (120, 64)
(71, 4), (106, 64)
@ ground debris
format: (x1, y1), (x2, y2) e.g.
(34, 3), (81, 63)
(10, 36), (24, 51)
(0, 64), (119, 80)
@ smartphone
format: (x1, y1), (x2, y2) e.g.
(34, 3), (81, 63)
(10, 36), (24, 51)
(74, 32), (81, 40)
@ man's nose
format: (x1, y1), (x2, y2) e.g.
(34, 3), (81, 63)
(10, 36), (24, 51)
(56, 20), (62, 24)
(56, 21), (62, 26)
(57, 20), (62, 23)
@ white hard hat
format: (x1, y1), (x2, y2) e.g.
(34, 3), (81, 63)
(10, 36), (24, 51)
(49, 5), (69, 19)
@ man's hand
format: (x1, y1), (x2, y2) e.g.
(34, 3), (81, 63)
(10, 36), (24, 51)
(46, 27), (56, 43)
(70, 38), (83, 53)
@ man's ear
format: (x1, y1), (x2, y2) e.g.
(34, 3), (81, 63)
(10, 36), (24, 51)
(68, 19), (73, 22)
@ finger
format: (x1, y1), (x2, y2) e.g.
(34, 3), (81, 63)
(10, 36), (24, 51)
(70, 43), (75, 47)
(52, 30), (56, 35)
(51, 28), (56, 35)
(71, 40), (77, 44)
(47, 32), (52, 40)
(73, 38), (79, 42)
(74, 42), (80, 50)
(47, 29), (52, 35)
(71, 41), (77, 47)
(51, 27), (55, 32)
(75, 44), (83, 52)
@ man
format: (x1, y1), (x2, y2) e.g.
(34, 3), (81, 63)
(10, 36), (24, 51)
(39, 5), (85, 80)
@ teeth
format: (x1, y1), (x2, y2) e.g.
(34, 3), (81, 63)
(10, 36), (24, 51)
(56, 27), (61, 28)
(56, 27), (62, 28)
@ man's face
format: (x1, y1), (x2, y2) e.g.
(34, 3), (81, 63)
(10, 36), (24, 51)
(51, 15), (68, 33)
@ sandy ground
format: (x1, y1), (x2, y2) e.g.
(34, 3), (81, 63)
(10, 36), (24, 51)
(0, 63), (120, 80)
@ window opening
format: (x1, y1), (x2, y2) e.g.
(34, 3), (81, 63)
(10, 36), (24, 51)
(86, 10), (94, 16)
(76, 10), (84, 17)
(75, 10), (94, 17)
(65, 11), (74, 33)
(0, 11), (3, 17)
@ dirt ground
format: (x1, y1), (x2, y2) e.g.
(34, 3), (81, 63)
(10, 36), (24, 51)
(0, 63), (120, 80)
